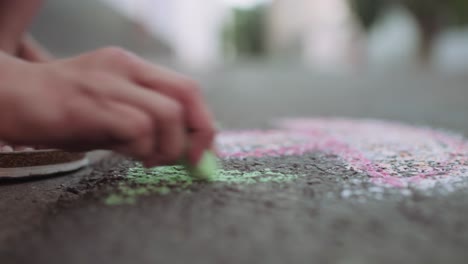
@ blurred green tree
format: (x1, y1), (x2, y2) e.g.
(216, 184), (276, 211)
(222, 5), (267, 58)
(349, 0), (388, 30)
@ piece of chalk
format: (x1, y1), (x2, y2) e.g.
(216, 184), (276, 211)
(185, 150), (218, 181)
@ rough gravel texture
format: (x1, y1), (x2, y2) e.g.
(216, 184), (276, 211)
(2, 152), (468, 264)
(1, 65), (468, 264)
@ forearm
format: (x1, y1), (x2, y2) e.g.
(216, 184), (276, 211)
(0, 0), (43, 54)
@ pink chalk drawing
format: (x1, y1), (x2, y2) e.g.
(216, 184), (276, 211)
(217, 130), (322, 159)
(216, 118), (468, 189)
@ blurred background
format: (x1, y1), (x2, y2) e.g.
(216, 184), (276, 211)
(30, 0), (468, 134)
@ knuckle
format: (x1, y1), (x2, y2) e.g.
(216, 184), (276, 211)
(165, 145), (184, 163)
(130, 114), (153, 139)
(178, 78), (201, 96)
(98, 46), (128, 57)
(133, 137), (154, 160)
(199, 126), (216, 148)
(160, 100), (183, 124)
(78, 73), (108, 96)
(97, 46), (133, 64)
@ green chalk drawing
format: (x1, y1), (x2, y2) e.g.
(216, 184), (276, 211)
(105, 194), (136, 206)
(105, 164), (299, 205)
(215, 169), (299, 184)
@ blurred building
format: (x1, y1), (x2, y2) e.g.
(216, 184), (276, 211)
(101, 0), (227, 70)
(267, 0), (363, 72)
(29, 0), (468, 73)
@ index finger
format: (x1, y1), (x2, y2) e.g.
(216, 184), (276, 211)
(121, 59), (216, 165)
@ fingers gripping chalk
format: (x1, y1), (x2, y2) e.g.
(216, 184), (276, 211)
(184, 150), (218, 181)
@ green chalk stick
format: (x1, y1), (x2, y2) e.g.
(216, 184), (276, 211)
(185, 150), (218, 181)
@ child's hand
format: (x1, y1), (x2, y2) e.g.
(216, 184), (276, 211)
(0, 47), (216, 166)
